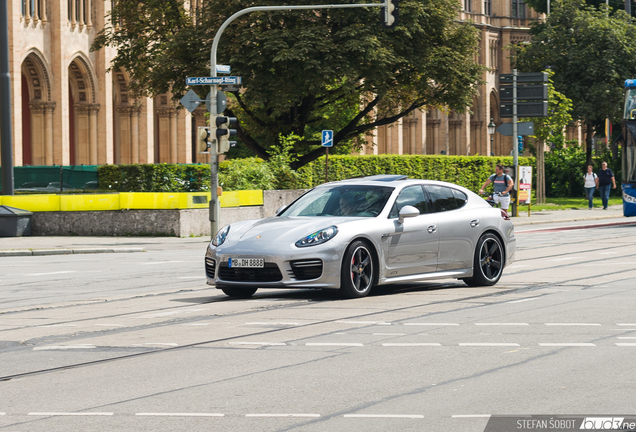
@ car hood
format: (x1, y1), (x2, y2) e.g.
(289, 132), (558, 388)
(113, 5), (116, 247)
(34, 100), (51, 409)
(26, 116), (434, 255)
(227, 216), (364, 243)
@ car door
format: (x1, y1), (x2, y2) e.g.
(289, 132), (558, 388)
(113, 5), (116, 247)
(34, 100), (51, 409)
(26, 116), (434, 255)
(425, 185), (474, 271)
(382, 185), (439, 277)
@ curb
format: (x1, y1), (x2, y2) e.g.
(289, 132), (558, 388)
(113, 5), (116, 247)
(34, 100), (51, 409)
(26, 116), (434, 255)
(0, 247), (145, 257)
(513, 213), (624, 226)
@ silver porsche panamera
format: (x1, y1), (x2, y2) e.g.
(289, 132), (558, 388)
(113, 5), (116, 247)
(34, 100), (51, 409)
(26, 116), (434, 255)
(205, 175), (516, 299)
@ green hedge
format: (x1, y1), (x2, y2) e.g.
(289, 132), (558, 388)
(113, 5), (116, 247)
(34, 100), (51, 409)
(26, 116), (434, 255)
(296, 155), (535, 192)
(97, 156), (536, 194)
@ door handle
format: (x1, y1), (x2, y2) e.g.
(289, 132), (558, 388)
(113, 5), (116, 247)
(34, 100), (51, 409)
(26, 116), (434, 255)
(427, 225), (437, 233)
(470, 219), (480, 227)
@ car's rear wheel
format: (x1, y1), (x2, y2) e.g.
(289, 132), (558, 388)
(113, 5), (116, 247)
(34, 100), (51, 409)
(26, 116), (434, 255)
(340, 240), (374, 299)
(221, 287), (258, 298)
(463, 233), (504, 287)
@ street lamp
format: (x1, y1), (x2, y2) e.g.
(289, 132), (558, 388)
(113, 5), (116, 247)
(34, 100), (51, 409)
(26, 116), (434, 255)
(488, 118), (496, 155)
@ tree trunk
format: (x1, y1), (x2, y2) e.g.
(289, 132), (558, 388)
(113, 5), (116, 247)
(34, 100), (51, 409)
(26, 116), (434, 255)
(536, 139), (546, 204)
(585, 119), (594, 166)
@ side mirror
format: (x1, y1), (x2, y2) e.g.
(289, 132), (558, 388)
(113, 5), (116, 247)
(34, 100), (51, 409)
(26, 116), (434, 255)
(398, 205), (419, 223)
(275, 205), (288, 216)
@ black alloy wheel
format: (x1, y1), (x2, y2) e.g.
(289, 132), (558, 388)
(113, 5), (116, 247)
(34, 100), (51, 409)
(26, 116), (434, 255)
(463, 233), (504, 287)
(340, 240), (374, 299)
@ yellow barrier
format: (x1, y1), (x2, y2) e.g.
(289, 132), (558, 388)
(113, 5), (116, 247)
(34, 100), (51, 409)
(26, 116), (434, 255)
(3, 191), (264, 211)
(60, 194), (120, 211)
(0, 194), (61, 212)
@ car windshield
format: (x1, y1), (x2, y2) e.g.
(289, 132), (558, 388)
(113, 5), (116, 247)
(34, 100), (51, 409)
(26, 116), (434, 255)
(280, 185), (394, 217)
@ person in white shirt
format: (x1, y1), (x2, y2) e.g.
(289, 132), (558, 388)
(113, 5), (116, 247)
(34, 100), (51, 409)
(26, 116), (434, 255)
(583, 164), (599, 209)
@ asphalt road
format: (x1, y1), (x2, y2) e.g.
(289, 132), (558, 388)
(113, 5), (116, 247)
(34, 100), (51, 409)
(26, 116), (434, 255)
(1, 221), (635, 432)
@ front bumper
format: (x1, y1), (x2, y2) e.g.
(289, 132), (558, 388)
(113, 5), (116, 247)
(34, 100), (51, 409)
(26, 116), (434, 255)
(205, 241), (343, 289)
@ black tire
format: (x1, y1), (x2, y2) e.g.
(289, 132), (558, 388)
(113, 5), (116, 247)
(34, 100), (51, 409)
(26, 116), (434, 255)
(221, 286), (258, 298)
(340, 240), (375, 299)
(463, 233), (504, 287)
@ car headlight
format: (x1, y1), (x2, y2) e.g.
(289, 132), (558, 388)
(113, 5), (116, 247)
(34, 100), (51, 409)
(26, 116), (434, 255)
(295, 226), (338, 248)
(212, 225), (230, 247)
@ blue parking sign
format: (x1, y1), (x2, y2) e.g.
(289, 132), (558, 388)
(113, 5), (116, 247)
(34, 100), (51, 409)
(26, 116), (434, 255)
(322, 130), (333, 147)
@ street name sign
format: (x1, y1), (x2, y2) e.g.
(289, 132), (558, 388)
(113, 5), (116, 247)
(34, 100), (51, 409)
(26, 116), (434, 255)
(186, 76), (242, 86)
(216, 65), (231, 74)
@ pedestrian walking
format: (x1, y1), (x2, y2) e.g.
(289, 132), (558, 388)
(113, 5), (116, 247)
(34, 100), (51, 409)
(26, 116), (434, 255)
(479, 164), (514, 211)
(596, 161), (616, 210)
(583, 165), (598, 209)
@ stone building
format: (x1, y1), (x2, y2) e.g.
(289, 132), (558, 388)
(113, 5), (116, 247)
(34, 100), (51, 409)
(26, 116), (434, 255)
(3, 0), (558, 168)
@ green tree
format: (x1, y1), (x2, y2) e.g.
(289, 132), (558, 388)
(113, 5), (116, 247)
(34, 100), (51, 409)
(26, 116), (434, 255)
(92, 0), (483, 169)
(513, 0), (636, 164)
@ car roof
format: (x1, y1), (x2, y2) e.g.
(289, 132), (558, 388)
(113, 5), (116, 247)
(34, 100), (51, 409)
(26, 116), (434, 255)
(321, 176), (472, 193)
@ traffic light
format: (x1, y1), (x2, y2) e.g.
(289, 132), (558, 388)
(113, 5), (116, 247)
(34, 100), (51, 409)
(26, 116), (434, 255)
(214, 116), (237, 153)
(197, 127), (211, 153)
(381, 0), (399, 28)
(517, 135), (523, 154)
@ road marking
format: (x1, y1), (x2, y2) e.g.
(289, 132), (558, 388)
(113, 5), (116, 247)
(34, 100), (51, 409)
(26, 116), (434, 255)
(616, 337), (636, 339)
(10, 271), (76, 276)
(616, 323), (636, 326)
(37, 324), (79, 328)
(475, 323), (529, 326)
(34, 345), (96, 350)
(335, 320), (391, 326)
(230, 342), (287, 346)
(382, 343), (441, 347)
(538, 343), (596, 346)
(0, 412), (5, 415)
(616, 343), (636, 346)
(507, 297), (541, 303)
(373, 333), (406, 336)
(305, 343), (364, 347)
(344, 414), (424, 419)
(452, 414), (491, 418)
(28, 412), (113, 416)
(545, 323), (601, 326)
(136, 413), (224, 417)
(459, 343), (520, 347)
(551, 256), (584, 262)
(139, 261), (184, 265)
(246, 414), (320, 418)
(144, 343), (178, 347)
(403, 323), (459, 326)
(246, 322), (300, 326)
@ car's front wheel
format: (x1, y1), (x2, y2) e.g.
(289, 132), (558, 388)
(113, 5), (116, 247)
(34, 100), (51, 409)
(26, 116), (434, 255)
(340, 240), (374, 299)
(220, 287), (258, 298)
(463, 233), (504, 287)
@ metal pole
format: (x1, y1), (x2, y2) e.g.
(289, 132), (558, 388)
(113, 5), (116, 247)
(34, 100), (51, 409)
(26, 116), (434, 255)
(512, 69), (518, 217)
(0, 0), (15, 195)
(325, 147), (329, 183)
(208, 2), (382, 238)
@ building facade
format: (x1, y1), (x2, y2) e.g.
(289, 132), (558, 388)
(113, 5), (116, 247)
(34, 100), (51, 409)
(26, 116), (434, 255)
(3, 0), (557, 169)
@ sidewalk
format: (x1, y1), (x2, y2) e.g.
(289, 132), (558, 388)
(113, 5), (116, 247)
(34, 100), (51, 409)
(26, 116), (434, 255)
(0, 204), (630, 256)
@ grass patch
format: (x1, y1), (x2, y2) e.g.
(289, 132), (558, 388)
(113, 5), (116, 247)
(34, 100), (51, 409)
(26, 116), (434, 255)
(518, 196), (623, 212)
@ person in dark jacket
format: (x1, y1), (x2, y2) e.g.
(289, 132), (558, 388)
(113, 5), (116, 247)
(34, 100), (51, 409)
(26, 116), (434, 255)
(596, 161), (616, 210)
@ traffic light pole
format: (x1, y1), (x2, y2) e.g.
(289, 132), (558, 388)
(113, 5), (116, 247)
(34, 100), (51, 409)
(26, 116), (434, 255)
(0, 0), (15, 196)
(208, 1), (385, 238)
(512, 69), (518, 217)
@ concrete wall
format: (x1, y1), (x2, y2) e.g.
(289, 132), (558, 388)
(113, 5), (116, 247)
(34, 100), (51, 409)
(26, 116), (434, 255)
(30, 189), (307, 237)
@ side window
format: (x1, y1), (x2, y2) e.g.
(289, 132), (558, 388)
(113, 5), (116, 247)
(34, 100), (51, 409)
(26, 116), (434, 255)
(389, 185), (431, 218)
(452, 189), (468, 209)
(426, 185), (459, 213)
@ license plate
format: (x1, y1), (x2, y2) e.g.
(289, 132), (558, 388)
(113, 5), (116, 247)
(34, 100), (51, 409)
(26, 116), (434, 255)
(228, 258), (264, 268)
